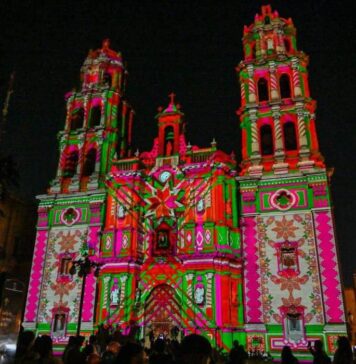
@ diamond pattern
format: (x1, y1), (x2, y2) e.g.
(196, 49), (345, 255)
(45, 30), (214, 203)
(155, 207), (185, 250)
(315, 211), (344, 322)
(243, 217), (263, 322)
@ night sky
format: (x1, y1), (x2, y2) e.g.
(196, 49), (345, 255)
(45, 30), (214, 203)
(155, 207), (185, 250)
(0, 1), (355, 284)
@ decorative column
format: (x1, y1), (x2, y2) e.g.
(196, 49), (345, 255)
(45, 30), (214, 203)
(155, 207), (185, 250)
(205, 272), (214, 308)
(269, 62), (279, 101)
(296, 104), (309, 157)
(248, 109), (263, 176)
(102, 276), (111, 310)
(240, 77), (246, 106)
(119, 275), (128, 304)
(276, 28), (284, 54)
(292, 58), (302, 97)
(272, 106), (288, 174)
(247, 65), (256, 103)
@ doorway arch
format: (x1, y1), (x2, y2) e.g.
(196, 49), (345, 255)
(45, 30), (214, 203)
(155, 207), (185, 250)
(144, 284), (181, 340)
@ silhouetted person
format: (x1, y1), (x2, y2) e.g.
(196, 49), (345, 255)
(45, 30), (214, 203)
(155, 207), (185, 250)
(83, 334), (100, 359)
(62, 336), (76, 364)
(102, 341), (121, 364)
(14, 330), (38, 363)
(228, 340), (248, 364)
(33, 335), (61, 364)
(116, 342), (147, 364)
(308, 340), (331, 364)
(180, 334), (212, 364)
(149, 338), (173, 364)
(333, 336), (353, 364)
(65, 335), (86, 364)
(281, 345), (299, 364)
(87, 353), (101, 364)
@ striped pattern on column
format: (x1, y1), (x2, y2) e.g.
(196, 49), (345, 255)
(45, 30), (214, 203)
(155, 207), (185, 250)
(205, 273), (213, 307)
(240, 80), (246, 102)
(102, 276), (111, 308)
(186, 273), (194, 300)
(270, 72), (278, 92)
(119, 275), (128, 303)
(248, 78), (256, 100)
(250, 119), (259, 155)
(292, 68), (300, 89)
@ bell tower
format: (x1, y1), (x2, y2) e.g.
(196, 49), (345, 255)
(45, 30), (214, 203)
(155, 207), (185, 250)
(51, 39), (134, 193)
(237, 5), (322, 176)
(23, 41), (135, 340)
(238, 6), (346, 359)
(156, 93), (185, 157)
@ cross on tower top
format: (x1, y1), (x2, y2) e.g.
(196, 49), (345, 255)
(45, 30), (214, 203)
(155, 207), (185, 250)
(169, 92), (176, 105)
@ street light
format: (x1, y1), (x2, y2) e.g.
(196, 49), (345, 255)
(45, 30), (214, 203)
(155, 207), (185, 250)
(69, 254), (101, 336)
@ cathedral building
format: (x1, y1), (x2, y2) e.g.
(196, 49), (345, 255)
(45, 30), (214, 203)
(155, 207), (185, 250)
(23, 5), (346, 360)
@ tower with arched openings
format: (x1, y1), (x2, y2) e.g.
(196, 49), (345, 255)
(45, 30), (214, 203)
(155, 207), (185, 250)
(237, 5), (346, 358)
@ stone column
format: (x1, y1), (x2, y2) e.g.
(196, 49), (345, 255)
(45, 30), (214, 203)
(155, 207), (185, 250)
(186, 273), (194, 300)
(102, 276), (111, 309)
(272, 106), (288, 174)
(249, 109), (260, 162)
(205, 272), (214, 308)
(296, 104), (310, 161)
(269, 62), (279, 101)
(247, 65), (256, 103)
(272, 106), (284, 161)
(248, 109), (263, 176)
(292, 58), (302, 97)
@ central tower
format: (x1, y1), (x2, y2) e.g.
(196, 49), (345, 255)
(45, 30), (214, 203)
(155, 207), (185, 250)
(237, 5), (346, 359)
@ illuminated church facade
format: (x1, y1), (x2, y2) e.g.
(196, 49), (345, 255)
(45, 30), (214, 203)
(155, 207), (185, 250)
(23, 5), (346, 360)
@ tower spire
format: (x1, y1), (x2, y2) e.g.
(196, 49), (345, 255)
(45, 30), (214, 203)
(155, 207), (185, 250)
(168, 92), (176, 105)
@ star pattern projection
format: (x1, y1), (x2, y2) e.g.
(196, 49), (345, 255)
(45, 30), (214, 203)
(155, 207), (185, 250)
(144, 184), (183, 219)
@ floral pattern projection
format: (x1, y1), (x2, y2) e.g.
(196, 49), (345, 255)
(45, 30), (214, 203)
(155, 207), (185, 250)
(257, 213), (323, 325)
(37, 228), (88, 325)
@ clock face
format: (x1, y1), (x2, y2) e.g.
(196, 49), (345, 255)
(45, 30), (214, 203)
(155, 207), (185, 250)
(159, 171), (171, 183)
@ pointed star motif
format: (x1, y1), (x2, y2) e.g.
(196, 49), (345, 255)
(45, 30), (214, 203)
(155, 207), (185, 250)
(145, 184), (183, 218)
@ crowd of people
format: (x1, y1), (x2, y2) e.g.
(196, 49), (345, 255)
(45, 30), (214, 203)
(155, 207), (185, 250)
(13, 327), (355, 364)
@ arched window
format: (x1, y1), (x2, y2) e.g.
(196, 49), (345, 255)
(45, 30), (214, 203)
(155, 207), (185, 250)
(260, 124), (273, 155)
(280, 74), (291, 99)
(283, 122), (297, 151)
(63, 150), (78, 178)
(264, 16), (271, 25)
(164, 126), (174, 156)
(103, 72), (112, 87)
(267, 38), (274, 50)
(89, 106), (101, 128)
(284, 38), (291, 53)
(258, 78), (269, 102)
(70, 108), (84, 131)
(82, 148), (96, 177)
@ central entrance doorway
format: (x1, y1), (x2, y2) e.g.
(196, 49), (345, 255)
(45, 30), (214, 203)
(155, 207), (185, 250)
(144, 284), (181, 341)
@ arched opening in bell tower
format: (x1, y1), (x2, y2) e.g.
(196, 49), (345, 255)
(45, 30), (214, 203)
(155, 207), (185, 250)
(283, 121), (297, 151)
(89, 105), (101, 128)
(257, 78), (269, 102)
(280, 74), (291, 99)
(63, 150), (79, 178)
(69, 108), (84, 131)
(82, 148), (97, 177)
(260, 124), (274, 155)
(164, 126), (174, 156)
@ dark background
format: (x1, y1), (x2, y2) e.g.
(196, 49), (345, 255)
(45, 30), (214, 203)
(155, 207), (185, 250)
(0, 1), (355, 284)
